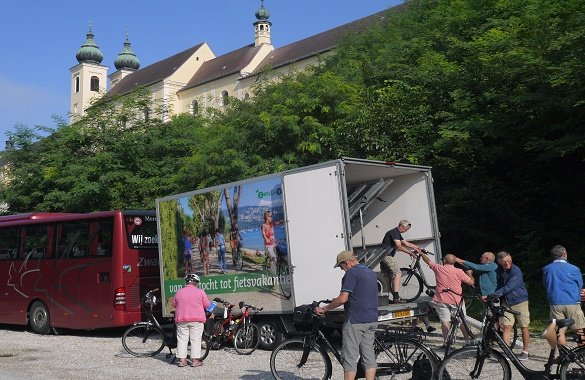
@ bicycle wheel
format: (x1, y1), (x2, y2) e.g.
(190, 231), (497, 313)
(559, 345), (585, 379)
(198, 335), (210, 361)
(398, 269), (423, 302)
(233, 322), (260, 355)
(376, 338), (438, 379)
(436, 346), (511, 380)
(270, 338), (330, 380)
(462, 283), (476, 309)
(122, 324), (166, 357)
(278, 259), (292, 299)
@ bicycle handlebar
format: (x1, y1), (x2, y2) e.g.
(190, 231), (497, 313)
(238, 301), (263, 312)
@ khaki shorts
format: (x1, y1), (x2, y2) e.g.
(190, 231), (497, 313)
(430, 301), (467, 323)
(500, 300), (530, 328)
(550, 305), (585, 330)
(380, 256), (399, 279)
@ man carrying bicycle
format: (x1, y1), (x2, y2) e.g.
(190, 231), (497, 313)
(316, 251), (378, 380)
(420, 252), (475, 347)
(380, 219), (424, 303)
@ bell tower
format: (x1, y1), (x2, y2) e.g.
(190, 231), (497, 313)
(69, 25), (108, 124)
(254, 0), (271, 46)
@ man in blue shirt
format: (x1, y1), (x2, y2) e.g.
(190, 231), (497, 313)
(542, 245), (585, 345)
(316, 251), (378, 380)
(492, 251), (531, 360)
(455, 251), (497, 296)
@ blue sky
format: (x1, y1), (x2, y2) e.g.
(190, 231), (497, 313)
(0, 0), (402, 148)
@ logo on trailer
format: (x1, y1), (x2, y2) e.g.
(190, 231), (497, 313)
(133, 217), (143, 226)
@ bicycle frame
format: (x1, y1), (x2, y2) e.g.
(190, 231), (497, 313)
(442, 288), (478, 355)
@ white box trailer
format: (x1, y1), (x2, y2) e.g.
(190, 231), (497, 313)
(155, 158), (441, 349)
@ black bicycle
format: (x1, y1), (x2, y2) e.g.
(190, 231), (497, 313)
(436, 295), (585, 379)
(398, 250), (436, 302)
(121, 288), (210, 361)
(270, 300), (439, 379)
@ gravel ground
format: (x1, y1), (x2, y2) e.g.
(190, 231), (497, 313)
(0, 322), (569, 379)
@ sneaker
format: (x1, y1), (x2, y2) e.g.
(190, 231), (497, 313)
(392, 297), (406, 304)
(427, 326), (437, 333)
(518, 352), (530, 361)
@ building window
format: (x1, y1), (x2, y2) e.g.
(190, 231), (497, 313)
(75, 77), (80, 93)
(143, 106), (150, 121)
(221, 91), (229, 107)
(192, 100), (199, 115)
(244, 93), (250, 100)
(90, 76), (100, 92)
(74, 104), (78, 114)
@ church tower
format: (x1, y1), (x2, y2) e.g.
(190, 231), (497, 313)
(254, 0), (271, 46)
(109, 33), (140, 89)
(69, 25), (108, 124)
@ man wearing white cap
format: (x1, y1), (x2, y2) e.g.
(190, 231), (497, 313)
(316, 251), (378, 380)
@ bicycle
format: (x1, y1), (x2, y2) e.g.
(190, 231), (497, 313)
(231, 238), (244, 270)
(436, 295), (585, 379)
(439, 288), (480, 356)
(398, 249), (436, 302)
(270, 300), (439, 379)
(263, 240), (292, 300)
(210, 298), (263, 355)
(121, 288), (210, 362)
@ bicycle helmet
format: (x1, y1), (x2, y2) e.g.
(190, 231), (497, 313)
(185, 273), (200, 283)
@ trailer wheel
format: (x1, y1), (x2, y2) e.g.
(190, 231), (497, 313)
(376, 272), (390, 298)
(258, 320), (284, 351)
(29, 301), (52, 334)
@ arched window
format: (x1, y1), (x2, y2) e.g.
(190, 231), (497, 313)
(221, 91), (229, 107)
(90, 76), (99, 92)
(192, 100), (199, 115)
(244, 93), (250, 100)
(143, 106), (150, 121)
(75, 77), (80, 93)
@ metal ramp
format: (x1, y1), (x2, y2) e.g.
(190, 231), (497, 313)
(348, 178), (394, 223)
(354, 245), (393, 269)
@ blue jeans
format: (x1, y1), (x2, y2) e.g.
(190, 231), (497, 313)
(218, 245), (227, 271)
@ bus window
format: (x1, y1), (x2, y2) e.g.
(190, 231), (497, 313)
(93, 219), (113, 257)
(0, 227), (19, 260)
(57, 221), (89, 258)
(22, 226), (49, 259)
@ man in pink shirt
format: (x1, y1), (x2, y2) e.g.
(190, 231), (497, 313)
(420, 252), (474, 346)
(172, 273), (211, 367)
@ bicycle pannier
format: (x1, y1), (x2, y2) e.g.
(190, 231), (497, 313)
(293, 305), (313, 329)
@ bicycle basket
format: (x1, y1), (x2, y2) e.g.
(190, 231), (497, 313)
(293, 305), (314, 329)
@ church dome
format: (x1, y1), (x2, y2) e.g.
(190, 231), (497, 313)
(75, 27), (104, 64)
(114, 35), (140, 71)
(255, 1), (270, 20)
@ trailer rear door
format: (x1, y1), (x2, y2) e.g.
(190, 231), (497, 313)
(283, 162), (348, 306)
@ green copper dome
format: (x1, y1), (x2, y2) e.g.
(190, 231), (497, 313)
(114, 35), (140, 71)
(75, 26), (104, 64)
(255, 0), (270, 20)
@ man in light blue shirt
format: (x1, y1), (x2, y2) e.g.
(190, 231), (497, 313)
(455, 251), (497, 296)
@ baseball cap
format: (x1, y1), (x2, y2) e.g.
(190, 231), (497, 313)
(334, 250), (356, 268)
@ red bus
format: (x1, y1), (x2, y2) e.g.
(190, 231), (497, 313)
(0, 210), (160, 334)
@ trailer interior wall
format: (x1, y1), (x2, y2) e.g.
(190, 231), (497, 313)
(345, 162), (440, 286)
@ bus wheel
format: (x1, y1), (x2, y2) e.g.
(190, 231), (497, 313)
(29, 301), (51, 334)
